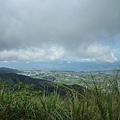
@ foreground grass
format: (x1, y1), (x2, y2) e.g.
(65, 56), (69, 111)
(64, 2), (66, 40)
(0, 76), (120, 120)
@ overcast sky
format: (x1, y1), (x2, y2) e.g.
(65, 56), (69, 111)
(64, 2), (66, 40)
(0, 0), (120, 63)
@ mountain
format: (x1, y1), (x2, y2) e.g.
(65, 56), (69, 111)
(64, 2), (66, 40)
(0, 67), (19, 74)
(0, 73), (52, 86)
(0, 73), (84, 97)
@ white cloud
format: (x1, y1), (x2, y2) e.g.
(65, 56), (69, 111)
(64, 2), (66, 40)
(0, 44), (118, 63)
(77, 58), (96, 62)
(77, 44), (118, 62)
(0, 47), (65, 61)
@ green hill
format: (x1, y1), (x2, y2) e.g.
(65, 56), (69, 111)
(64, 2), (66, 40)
(0, 73), (84, 96)
(0, 67), (19, 74)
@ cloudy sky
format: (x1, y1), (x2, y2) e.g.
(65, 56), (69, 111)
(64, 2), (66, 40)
(0, 0), (120, 63)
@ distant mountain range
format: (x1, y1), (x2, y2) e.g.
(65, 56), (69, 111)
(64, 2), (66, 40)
(1, 61), (120, 71)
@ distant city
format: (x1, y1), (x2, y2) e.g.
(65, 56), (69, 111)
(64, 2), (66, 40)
(18, 69), (120, 89)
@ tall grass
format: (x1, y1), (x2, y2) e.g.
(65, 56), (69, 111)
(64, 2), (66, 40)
(0, 74), (120, 120)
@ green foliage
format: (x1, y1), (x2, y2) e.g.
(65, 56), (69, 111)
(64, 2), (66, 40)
(0, 75), (120, 120)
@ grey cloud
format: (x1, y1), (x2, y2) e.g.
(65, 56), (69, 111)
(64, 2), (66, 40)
(0, 0), (120, 62)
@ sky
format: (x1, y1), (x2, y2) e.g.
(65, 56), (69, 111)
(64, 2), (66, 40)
(0, 0), (120, 64)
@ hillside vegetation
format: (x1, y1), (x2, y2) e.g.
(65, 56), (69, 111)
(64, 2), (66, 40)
(0, 72), (120, 120)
